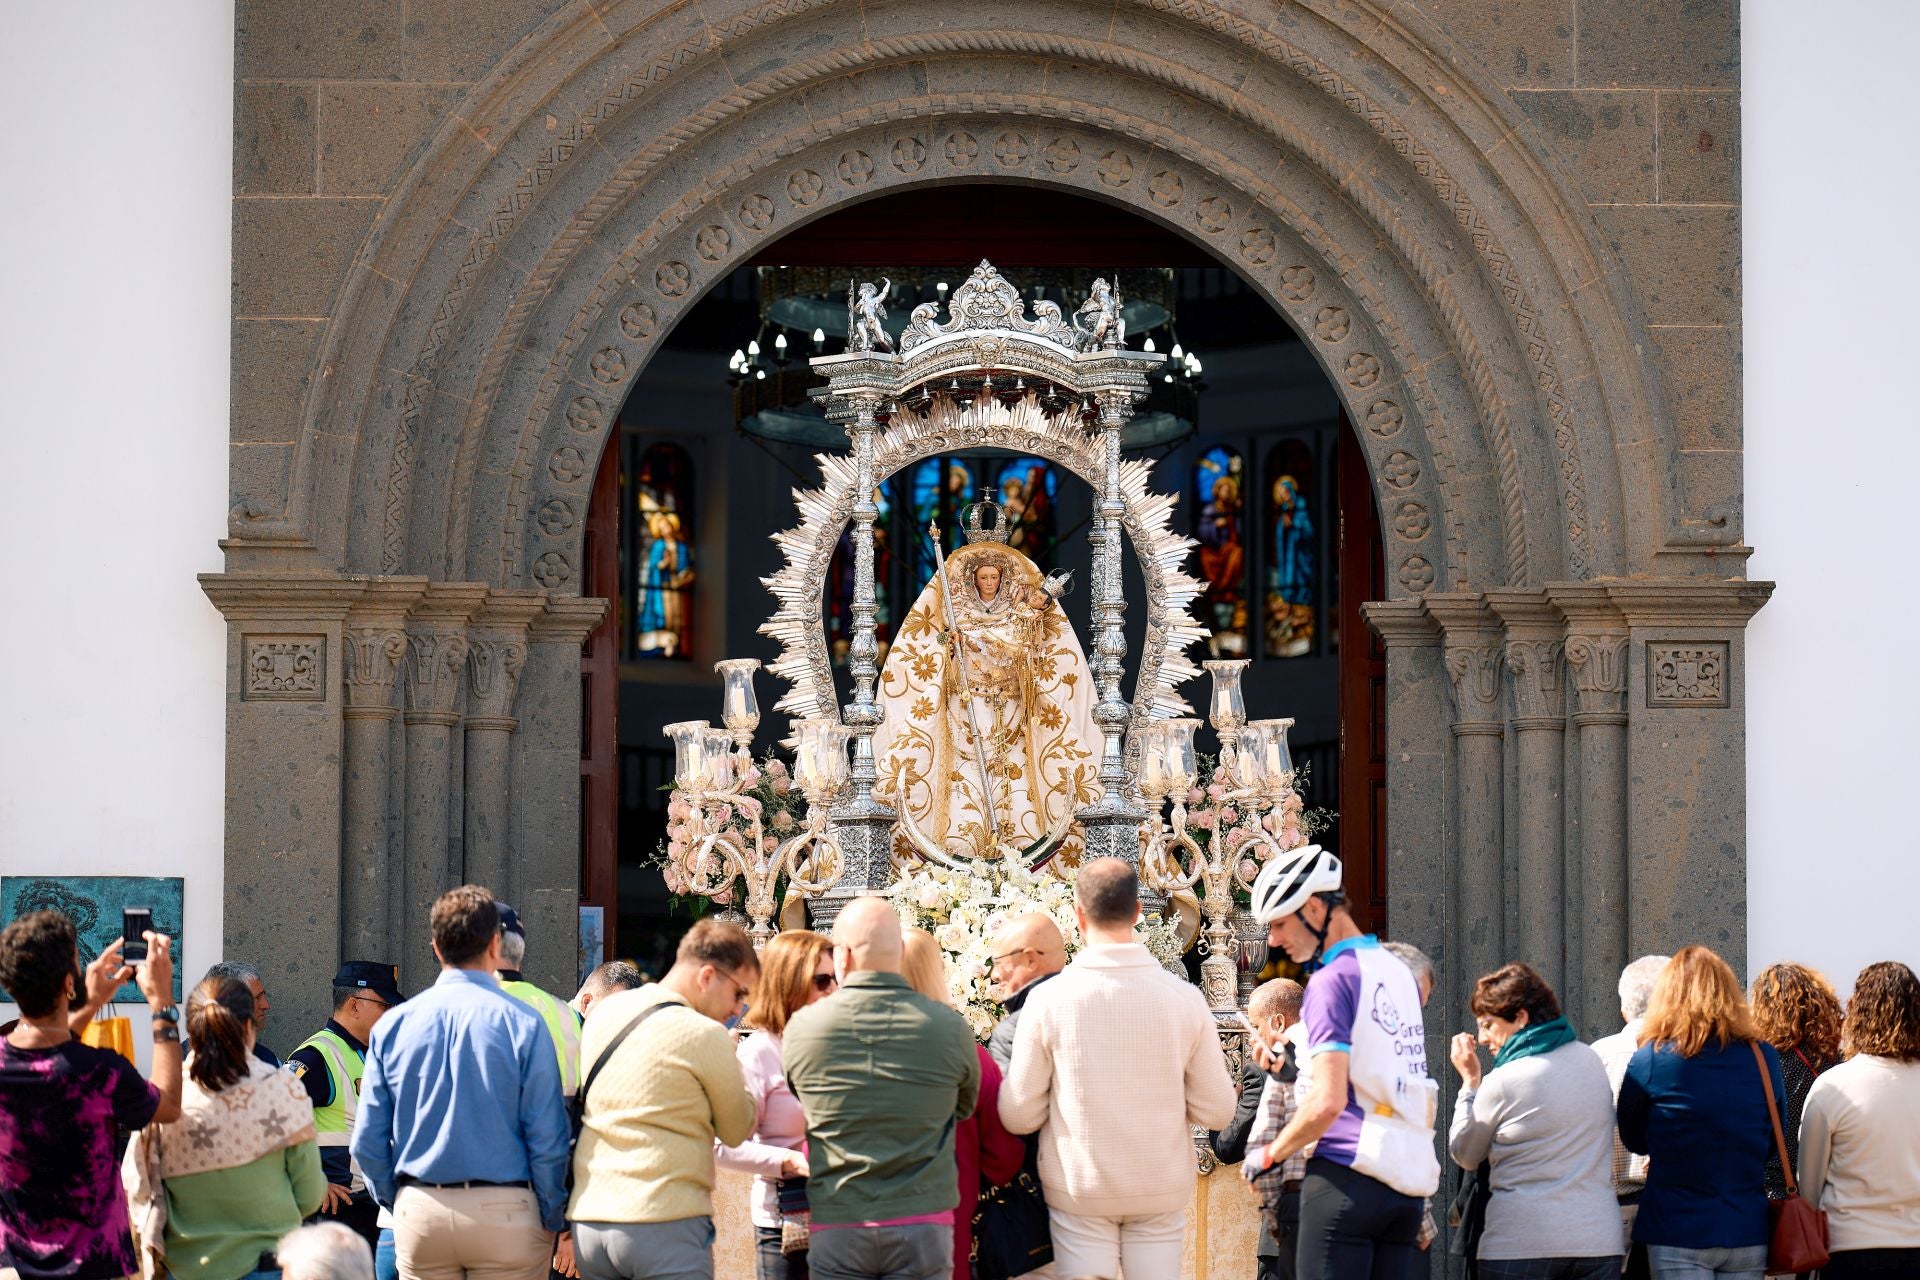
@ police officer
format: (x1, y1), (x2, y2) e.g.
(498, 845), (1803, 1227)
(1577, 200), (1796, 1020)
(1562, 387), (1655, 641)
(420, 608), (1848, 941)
(493, 902), (581, 1097)
(287, 960), (402, 1252)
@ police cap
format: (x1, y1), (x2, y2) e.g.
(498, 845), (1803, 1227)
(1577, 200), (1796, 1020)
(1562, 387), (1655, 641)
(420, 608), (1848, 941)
(333, 960), (404, 1005)
(495, 901), (525, 938)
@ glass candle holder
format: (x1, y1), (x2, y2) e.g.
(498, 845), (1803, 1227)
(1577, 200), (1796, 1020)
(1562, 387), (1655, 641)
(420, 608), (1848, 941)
(715, 659), (762, 741)
(1203, 659), (1250, 735)
(820, 723), (851, 796)
(1236, 728), (1269, 792)
(664, 721), (712, 792)
(1164, 718), (1201, 794)
(1135, 722), (1171, 802)
(701, 728), (737, 792)
(1247, 717), (1296, 796)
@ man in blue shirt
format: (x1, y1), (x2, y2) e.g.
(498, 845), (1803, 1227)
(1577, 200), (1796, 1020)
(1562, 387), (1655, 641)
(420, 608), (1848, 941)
(351, 885), (571, 1280)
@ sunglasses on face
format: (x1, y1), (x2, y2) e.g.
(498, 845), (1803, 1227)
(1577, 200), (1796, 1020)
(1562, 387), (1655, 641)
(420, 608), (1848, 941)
(811, 972), (838, 993)
(353, 994), (392, 1011)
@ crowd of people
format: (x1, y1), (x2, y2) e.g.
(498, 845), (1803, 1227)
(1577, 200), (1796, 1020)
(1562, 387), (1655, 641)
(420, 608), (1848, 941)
(2, 847), (1917, 1280)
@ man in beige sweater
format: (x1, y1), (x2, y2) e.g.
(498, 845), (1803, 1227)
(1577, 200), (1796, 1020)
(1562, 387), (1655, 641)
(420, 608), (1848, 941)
(569, 918), (759, 1279)
(999, 858), (1236, 1278)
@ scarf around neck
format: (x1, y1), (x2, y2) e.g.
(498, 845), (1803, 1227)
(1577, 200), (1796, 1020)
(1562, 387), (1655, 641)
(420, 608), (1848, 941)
(1492, 1015), (1577, 1068)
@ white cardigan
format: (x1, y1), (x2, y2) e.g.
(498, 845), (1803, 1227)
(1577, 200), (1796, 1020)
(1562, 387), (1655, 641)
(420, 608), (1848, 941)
(1798, 1054), (1920, 1251)
(998, 942), (1236, 1217)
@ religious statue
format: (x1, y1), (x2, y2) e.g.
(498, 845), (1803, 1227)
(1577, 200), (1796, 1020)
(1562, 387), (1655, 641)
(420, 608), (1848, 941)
(847, 277), (894, 352)
(636, 510), (694, 657)
(1072, 277), (1126, 351)
(1266, 472), (1315, 657)
(873, 496), (1099, 863)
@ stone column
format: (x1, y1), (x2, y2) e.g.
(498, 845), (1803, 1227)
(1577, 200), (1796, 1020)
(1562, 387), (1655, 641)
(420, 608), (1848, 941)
(401, 584), (486, 991)
(341, 579), (426, 965)
(199, 573), (363, 1047)
(1550, 584), (1630, 1036)
(1487, 591), (1568, 992)
(512, 596), (606, 995)
(463, 591), (542, 899)
(1606, 581), (1772, 975)
(1425, 594), (1506, 1000)
(1360, 601), (1449, 972)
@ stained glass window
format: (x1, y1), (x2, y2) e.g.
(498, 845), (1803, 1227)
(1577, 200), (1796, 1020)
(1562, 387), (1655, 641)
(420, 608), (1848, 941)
(1194, 445), (1248, 658)
(910, 457), (975, 583)
(1264, 440), (1316, 658)
(998, 457), (1059, 567)
(631, 443), (695, 660)
(827, 484), (893, 667)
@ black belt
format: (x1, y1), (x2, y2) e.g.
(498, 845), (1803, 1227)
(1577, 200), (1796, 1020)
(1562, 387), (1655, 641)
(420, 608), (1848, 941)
(1617, 1188), (1643, 1206)
(1280, 1179), (1304, 1196)
(399, 1176), (532, 1190)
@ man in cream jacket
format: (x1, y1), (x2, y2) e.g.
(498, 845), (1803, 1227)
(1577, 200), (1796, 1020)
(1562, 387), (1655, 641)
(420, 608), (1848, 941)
(999, 857), (1236, 1278)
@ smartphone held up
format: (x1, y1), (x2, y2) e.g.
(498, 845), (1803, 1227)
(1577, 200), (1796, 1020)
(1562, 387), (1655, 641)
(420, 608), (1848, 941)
(122, 907), (153, 964)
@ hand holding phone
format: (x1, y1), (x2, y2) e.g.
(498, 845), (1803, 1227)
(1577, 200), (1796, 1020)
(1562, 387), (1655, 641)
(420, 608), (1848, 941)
(122, 908), (153, 964)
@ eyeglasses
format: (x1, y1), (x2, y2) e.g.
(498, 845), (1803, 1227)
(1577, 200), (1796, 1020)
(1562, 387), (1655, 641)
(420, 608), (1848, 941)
(990, 946), (1039, 968)
(352, 994), (392, 1011)
(811, 973), (838, 993)
(719, 968), (754, 1006)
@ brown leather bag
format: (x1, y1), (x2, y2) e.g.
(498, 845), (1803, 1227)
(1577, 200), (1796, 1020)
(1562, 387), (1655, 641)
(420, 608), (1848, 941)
(1751, 1040), (1830, 1275)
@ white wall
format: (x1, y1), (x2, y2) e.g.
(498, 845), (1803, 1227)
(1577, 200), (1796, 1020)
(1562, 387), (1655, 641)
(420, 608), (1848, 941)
(0, 3), (233, 1059)
(1745, 1), (1920, 992)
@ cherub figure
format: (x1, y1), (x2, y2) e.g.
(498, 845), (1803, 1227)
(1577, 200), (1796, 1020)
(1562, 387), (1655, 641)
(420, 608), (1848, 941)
(1073, 277), (1126, 351)
(847, 277), (895, 352)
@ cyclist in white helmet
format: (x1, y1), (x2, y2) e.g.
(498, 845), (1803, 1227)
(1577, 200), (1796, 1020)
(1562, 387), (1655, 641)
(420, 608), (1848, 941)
(1247, 845), (1440, 1279)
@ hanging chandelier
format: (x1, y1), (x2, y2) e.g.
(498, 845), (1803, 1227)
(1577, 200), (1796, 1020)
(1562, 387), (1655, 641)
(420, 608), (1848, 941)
(728, 266), (1203, 453)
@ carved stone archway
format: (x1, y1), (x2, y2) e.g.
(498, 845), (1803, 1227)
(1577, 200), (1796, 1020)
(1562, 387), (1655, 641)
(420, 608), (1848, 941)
(210, 0), (1766, 1045)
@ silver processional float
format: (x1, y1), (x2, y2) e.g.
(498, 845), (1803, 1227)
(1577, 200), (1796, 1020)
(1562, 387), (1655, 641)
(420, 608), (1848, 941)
(661, 262), (1311, 1034)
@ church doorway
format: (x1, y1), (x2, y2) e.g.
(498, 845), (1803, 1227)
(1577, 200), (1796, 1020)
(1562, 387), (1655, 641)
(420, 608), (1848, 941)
(576, 185), (1388, 968)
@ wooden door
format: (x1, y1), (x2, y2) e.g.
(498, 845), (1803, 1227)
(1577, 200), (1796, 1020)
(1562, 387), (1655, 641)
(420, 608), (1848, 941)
(579, 434), (621, 959)
(1336, 419), (1388, 933)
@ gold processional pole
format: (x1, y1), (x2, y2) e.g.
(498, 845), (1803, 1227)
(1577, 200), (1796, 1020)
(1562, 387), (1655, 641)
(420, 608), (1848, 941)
(929, 518), (1003, 855)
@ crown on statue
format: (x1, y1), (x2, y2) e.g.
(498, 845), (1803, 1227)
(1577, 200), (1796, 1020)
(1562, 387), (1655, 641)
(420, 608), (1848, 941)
(960, 493), (1013, 544)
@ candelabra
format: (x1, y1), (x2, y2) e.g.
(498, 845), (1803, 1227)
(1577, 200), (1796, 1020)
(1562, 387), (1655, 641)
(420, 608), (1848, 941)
(663, 663), (851, 947)
(1138, 663), (1301, 1012)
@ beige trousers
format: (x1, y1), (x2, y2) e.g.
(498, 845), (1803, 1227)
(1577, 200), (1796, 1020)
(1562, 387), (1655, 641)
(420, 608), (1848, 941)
(393, 1183), (553, 1280)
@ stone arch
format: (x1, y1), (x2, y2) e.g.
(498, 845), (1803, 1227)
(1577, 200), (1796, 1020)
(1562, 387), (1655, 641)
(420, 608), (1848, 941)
(214, 0), (1768, 1047)
(240, 0), (1692, 599)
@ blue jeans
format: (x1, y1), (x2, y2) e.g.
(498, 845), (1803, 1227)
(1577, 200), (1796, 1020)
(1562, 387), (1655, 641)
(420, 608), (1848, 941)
(1646, 1244), (1768, 1280)
(375, 1226), (399, 1280)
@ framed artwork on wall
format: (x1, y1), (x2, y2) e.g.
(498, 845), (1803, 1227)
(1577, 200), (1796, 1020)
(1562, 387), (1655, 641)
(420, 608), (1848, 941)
(1, 876), (186, 1003)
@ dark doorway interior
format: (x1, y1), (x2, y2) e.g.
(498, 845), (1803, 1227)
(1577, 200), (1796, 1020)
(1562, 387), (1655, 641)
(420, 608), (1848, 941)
(577, 186), (1387, 972)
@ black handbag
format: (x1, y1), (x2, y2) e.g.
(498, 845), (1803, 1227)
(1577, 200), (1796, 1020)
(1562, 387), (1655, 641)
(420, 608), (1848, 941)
(971, 1146), (1054, 1280)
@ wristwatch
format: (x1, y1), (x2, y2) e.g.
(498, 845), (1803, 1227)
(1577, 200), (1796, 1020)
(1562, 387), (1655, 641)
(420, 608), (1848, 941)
(150, 1005), (180, 1024)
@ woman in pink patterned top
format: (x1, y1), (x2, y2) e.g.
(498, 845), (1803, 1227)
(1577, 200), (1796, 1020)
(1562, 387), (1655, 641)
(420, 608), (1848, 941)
(0, 910), (183, 1280)
(718, 929), (837, 1280)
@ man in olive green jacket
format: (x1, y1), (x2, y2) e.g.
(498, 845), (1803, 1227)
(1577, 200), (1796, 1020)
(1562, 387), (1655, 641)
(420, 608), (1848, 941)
(784, 897), (980, 1279)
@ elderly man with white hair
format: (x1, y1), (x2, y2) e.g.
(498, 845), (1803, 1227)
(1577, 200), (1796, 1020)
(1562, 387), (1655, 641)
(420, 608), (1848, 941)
(277, 1221), (375, 1280)
(1589, 954), (1671, 1243)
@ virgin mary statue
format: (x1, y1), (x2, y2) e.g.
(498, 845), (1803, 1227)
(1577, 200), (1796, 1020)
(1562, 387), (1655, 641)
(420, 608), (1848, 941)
(873, 505), (1100, 863)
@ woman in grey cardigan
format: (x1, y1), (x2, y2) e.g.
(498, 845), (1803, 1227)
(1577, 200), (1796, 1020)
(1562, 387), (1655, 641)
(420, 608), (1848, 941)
(1449, 962), (1624, 1279)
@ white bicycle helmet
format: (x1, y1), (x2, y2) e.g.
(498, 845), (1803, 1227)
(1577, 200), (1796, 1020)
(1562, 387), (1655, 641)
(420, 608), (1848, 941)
(1249, 844), (1344, 925)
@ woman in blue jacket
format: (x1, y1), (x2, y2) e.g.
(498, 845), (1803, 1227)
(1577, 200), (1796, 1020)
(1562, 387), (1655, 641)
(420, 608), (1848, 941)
(1618, 946), (1787, 1280)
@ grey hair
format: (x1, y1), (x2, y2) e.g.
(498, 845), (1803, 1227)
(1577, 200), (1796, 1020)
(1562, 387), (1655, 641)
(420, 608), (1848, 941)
(1382, 941), (1434, 989)
(1618, 954), (1670, 1021)
(497, 930), (527, 970)
(203, 960), (262, 986)
(275, 1221), (373, 1280)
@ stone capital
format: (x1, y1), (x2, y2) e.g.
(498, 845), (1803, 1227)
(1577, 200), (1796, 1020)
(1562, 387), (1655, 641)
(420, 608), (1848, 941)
(1361, 599), (1440, 648)
(1599, 579), (1774, 631)
(404, 583), (488, 719)
(1503, 639), (1565, 721)
(1424, 594), (1504, 726)
(528, 594), (610, 647)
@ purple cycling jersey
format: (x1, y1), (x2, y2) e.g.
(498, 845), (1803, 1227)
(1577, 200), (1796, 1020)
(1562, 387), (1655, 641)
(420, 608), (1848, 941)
(1299, 938), (1373, 1166)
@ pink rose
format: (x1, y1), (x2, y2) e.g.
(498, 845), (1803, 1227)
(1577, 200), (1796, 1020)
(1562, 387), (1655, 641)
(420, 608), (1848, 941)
(714, 803), (733, 826)
(1281, 821), (1303, 847)
(771, 809), (795, 833)
(1237, 857), (1259, 881)
(772, 777), (793, 795)
(663, 864), (688, 894)
(667, 798), (690, 820)
(767, 758), (789, 778)
(1185, 787), (1206, 808)
(1192, 810), (1217, 831)
(1224, 827), (1249, 851)
(1218, 805), (1237, 826)
(741, 765), (763, 786)
(1206, 782), (1227, 801)
(762, 835), (779, 854)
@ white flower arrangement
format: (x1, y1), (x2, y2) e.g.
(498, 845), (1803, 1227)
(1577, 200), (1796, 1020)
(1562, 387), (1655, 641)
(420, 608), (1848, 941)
(888, 858), (1188, 1041)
